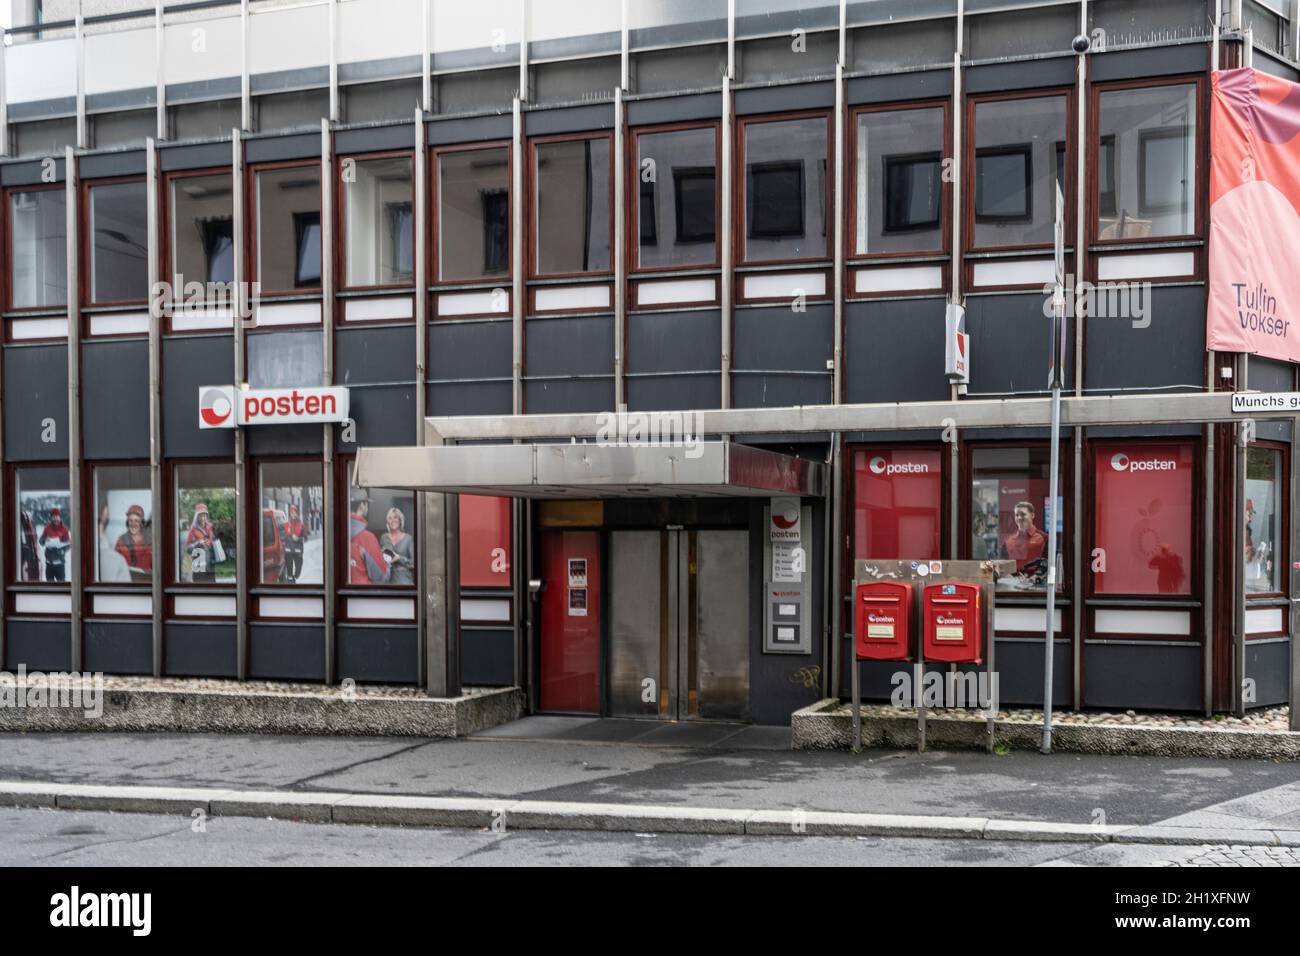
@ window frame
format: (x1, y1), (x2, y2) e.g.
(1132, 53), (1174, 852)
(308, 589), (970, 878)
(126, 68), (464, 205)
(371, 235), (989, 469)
(335, 454), (418, 595)
(165, 457), (239, 595)
(961, 439), (1074, 605)
(249, 455), (325, 596)
(963, 87), (1075, 255)
(847, 100), (951, 263)
(159, 165), (237, 334)
(735, 109), (833, 267)
(430, 139), (514, 290)
(82, 458), (154, 602)
(526, 129), (617, 280)
(628, 120), (722, 275)
(80, 174), (149, 314)
(3, 181), (70, 319)
(1243, 439), (1290, 606)
(247, 157), (324, 301)
(7, 463), (74, 607)
(1088, 74), (1206, 252)
(335, 149), (416, 294)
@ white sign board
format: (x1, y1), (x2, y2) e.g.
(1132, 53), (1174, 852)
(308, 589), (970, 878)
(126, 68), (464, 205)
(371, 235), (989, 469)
(1231, 392), (1300, 413)
(198, 385), (350, 429)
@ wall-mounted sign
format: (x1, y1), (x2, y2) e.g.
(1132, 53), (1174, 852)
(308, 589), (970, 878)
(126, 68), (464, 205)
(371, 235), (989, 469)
(198, 386), (350, 429)
(1231, 392), (1300, 413)
(944, 303), (969, 385)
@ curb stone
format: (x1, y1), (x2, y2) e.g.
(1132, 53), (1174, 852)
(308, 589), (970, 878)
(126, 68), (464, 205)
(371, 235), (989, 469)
(2, 780), (1295, 847)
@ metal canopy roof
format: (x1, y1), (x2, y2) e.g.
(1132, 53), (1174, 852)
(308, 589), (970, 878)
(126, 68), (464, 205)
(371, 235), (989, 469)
(354, 441), (824, 499)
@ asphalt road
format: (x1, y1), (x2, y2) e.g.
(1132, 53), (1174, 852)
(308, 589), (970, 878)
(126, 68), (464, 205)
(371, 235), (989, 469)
(1, 730), (1297, 828)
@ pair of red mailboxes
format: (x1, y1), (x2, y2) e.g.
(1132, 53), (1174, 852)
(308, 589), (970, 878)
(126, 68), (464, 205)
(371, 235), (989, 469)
(854, 580), (982, 664)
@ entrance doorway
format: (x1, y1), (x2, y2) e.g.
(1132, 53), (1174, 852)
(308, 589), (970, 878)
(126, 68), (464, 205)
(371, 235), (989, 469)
(608, 529), (750, 721)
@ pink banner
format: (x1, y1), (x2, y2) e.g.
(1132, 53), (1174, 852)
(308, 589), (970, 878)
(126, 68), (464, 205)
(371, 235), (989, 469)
(1208, 68), (1300, 363)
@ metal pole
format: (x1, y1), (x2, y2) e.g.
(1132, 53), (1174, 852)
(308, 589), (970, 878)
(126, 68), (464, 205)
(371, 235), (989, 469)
(613, 87), (626, 407)
(155, 2), (165, 141)
(240, 0), (250, 132)
(66, 146), (82, 671)
(1233, 416), (1247, 716)
(1041, 379), (1061, 752)
(147, 137), (163, 675)
(328, 0), (339, 123)
(511, 97), (523, 414)
(720, 72), (733, 410)
(75, 1), (85, 149)
(421, 0), (431, 114)
(0, 27), (8, 157)
(413, 107), (428, 689)
(322, 118), (337, 683)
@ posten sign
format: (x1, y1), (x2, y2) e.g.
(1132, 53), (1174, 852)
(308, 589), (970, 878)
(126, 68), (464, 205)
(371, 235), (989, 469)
(198, 385), (350, 429)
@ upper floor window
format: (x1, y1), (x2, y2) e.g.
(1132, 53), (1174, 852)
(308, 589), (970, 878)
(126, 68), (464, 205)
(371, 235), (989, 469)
(1095, 82), (1198, 241)
(969, 93), (1068, 250)
(633, 124), (719, 270)
(531, 134), (612, 276)
(436, 144), (510, 282)
(853, 105), (946, 256)
(87, 180), (147, 305)
(168, 172), (234, 290)
(343, 155), (413, 289)
(7, 186), (67, 310)
(741, 114), (829, 263)
(254, 164), (322, 294)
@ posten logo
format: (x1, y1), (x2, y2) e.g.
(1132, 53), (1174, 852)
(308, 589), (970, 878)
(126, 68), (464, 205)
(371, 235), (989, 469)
(198, 387), (234, 428)
(869, 456), (930, 476)
(1111, 452), (1177, 473)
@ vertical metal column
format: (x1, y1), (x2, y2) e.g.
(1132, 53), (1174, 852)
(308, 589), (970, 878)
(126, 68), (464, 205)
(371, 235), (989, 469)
(413, 106), (428, 687)
(1072, 0), (1088, 710)
(1290, 406), (1300, 731)
(328, 0), (339, 123)
(518, 0), (529, 103)
(65, 147), (83, 671)
(421, 0), (432, 115)
(512, 97), (524, 414)
(613, 87), (626, 407)
(422, 423), (460, 697)
(240, 0), (250, 132)
(720, 73), (733, 411)
(828, 0), (847, 699)
(321, 118), (337, 683)
(75, 1), (86, 149)
(232, 130), (248, 680)
(147, 138), (163, 675)
(947, 10), (965, 560)
(155, 2), (165, 141)
(0, 27), (8, 157)
(1233, 418), (1247, 716)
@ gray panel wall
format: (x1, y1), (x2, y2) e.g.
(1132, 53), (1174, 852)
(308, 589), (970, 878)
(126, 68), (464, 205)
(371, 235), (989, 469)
(4, 344), (68, 461)
(4, 619), (72, 671)
(162, 335), (236, 458)
(845, 298), (951, 405)
(249, 624), (327, 681)
(164, 622), (237, 677)
(337, 625), (418, 683)
(428, 318), (512, 417)
(626, 309), (722, 411)
(733, 304), (833, 409)
(965, 293), (1074, 396)
(1084, 285), (1205, 394)
(1245, 639), (1290, 708)
(338, 324), (417, 450)
(524, 315), (616, 414)
(82, 339), (150, 460)
(462, 627), (513, 686)
(1083, 641), (1202, 712)
(84, 621), (152, 675)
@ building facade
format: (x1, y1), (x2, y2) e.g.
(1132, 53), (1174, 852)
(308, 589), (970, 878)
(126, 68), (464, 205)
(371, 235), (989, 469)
(0, 0), (1295, 726)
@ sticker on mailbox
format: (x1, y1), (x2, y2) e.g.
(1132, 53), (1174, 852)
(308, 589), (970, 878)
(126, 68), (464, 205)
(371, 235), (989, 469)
(942, 584), (957, 595)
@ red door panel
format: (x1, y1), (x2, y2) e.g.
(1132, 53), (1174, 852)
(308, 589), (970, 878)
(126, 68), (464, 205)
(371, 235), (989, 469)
(540, 531), (601, 713)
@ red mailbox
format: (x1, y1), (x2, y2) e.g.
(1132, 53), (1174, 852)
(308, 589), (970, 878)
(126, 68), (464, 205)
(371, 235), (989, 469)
(854, 581), (914, 661)
(922, 582), (983, 664)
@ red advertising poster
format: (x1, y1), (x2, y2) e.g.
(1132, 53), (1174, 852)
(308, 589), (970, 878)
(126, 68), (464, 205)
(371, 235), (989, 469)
(853, 448), (942, 560)
(1208, 68), (1300, 363)
(1093, 443), (1194, 595)
(458, 495), (511, 587)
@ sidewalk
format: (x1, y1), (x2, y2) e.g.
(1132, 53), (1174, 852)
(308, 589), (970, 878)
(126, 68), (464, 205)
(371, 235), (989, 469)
(2, 724), (1299, 844)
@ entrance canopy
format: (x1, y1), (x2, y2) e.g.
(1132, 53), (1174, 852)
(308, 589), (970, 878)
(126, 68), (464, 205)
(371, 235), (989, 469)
(355, 441), (824, 498)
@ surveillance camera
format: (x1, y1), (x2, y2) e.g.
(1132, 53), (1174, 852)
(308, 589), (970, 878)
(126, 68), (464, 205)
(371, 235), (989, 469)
(1072, 34), (1091, 54)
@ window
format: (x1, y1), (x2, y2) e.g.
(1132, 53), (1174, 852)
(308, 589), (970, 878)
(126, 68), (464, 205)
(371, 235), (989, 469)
(87, 180), (148, 304)
(437, 145), (510, 281)
(343, 156), (413, 288)
(533, 136), (612, 275)
(970, 95), (1067, 248)
(460, 495), (511, 587)
(8, 187), (67, 309)
(855, 106), (944, 255)
(93, 465), (152, 584)
(169, 173), (234, 290)
(742, 115), (827, 261)
(254, 165), (322, 293)
(634, 125), (718, 269)
(1092, 443), (1193, 596)
(15, 467), (71, 584)
(852, 449), (942, 561)
(345, 464), (415, 587)
(174, 463), (236, 584)
(1245, 447), (1283, 595)
(1096, 83), (1197, 240)
(970, 447), (1063, 592)
(258, 462), (323, 585)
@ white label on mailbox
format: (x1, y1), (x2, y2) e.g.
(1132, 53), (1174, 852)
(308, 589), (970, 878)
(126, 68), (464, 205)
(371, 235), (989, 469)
(867, 624), (894, 639)
(935, 625), (964, 641)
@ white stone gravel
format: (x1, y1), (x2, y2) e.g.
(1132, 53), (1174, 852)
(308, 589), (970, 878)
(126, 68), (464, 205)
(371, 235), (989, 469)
(0, 673), (490, 702)
(832, 701), (1292, 733)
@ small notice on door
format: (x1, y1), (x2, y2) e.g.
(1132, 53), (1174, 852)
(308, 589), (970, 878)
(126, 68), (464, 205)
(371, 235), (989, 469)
(568, 558), (587, 588)
(568, 587), (588, 617)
